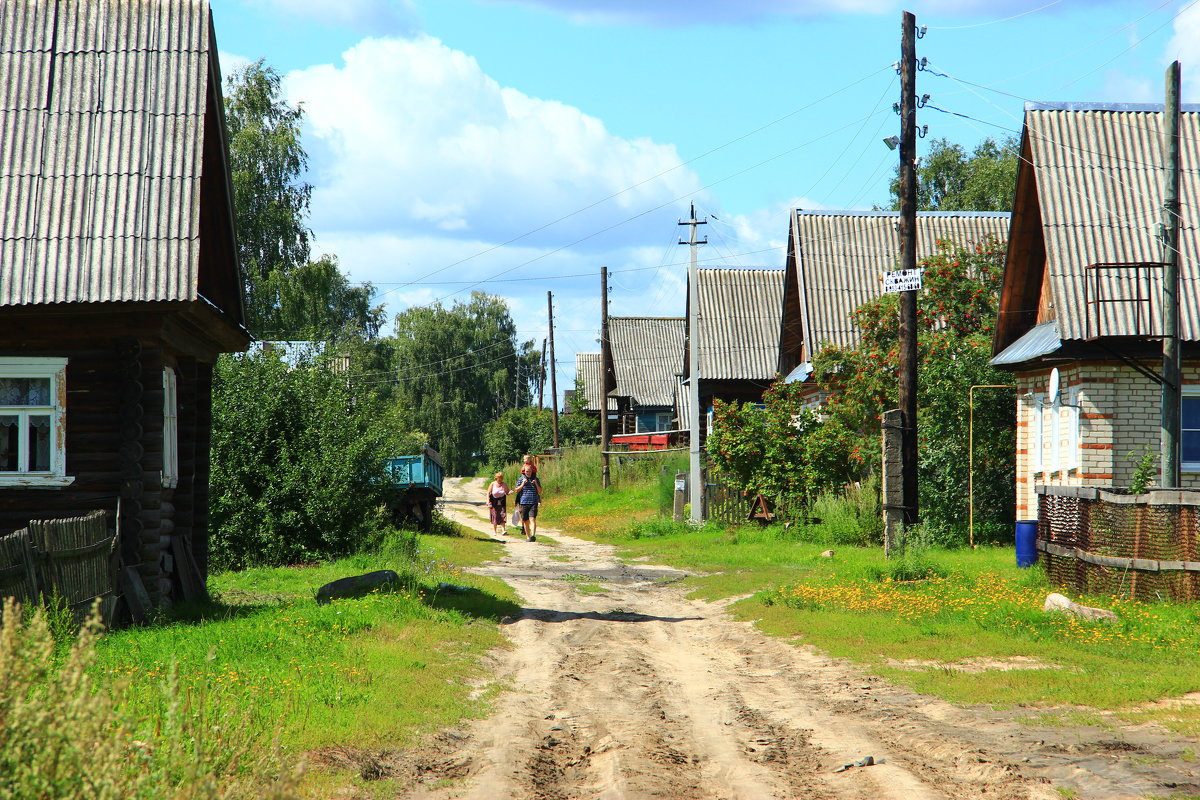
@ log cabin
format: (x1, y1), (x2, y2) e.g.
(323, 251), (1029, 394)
(0, 0), (248, 611)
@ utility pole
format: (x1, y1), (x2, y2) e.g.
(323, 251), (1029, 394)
(548, 291), (559, 448)
(539, 337), (547, 410)
(1160, 61), (1182, 488)
(600, 267), (612, 489)
(897, 10), (920, 525)
(680, 203), (707, 523)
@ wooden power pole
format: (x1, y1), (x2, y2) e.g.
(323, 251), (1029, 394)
(680, 204), (707, 522)
(898, 10), (920, 525)
(1161, 61), (1182, 488)
(600, 267), (611, 488)
(548, 291), (559, 448)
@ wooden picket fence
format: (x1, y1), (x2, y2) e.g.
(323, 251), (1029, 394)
(0, 511), (118, 619)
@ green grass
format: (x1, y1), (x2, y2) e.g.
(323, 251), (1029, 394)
(92, 521), (521, 792)
(542, 485), (1200, 729)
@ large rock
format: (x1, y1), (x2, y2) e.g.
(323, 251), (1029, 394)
(316, 570), (402, 605)
(1043, 592), (1119, 624)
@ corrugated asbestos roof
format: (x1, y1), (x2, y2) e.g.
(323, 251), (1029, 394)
(790, 210), (1010, 355)
(0, 0), (214, 306)
(608, 317), (684, 408)
(696, 268), (784, 381)
(574, 352), (614, 413)
(1023, 104), (1200, 341)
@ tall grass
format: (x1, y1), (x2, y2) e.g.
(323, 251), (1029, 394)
(513, 445), (684, 499)
(0, 599), (299, 800)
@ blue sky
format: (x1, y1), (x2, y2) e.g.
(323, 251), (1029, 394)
(210, 0), (1198, 396)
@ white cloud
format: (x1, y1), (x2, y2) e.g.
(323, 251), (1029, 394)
(249, 0), (417, 33)
(217, 50), (252, 79)
(287, 34), (704, 261)
(281, 33), (795, 399)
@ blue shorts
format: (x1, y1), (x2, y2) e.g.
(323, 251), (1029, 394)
(519, 504), (538, 520)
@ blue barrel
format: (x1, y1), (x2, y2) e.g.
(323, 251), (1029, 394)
(1015, 520), (1039, 567)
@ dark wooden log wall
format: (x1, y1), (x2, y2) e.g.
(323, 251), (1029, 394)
(0, 309), (224, 610)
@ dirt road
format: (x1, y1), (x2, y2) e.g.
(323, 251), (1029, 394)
(381, 477), (1198, 800)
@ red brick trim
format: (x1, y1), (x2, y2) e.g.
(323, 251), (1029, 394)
(1080, 443), (1113, 450)
(1081, 413), (1114, 419)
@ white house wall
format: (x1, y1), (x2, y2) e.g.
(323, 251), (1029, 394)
(1014, 362), (1200, 518)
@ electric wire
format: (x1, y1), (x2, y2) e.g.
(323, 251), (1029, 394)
(425, 107), (894, 308)
(377, 64), (893, 298)
(926, 0), (1066, 30)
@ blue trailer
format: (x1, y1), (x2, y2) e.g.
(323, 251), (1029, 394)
(385, 446), (444, 531)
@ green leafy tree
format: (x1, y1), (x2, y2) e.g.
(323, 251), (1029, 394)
(887, 136), (1019, 212)
(811, 237), (1014, 541)
(271, 255), (385, 342)
(483, 407), (555, 469)
(708, 383), (860, 516)
(209, 349), (398, 570)
(558, 406), (598, 446)
(388, 292), (532, 474)
(224, 60), (312, 335)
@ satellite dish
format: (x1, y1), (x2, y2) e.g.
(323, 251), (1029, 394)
(1047, 368), (1060, 404)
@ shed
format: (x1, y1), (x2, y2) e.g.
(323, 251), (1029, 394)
(0, 0), (248, 611)
(990, 102), (1200, 518)
(778, 209), (1010, 397)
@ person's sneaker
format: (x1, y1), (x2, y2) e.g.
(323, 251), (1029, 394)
(527, 536), (536, 542)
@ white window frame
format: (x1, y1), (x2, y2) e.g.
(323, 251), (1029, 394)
(1184, 386), (1200, 473)
(162, 366), (179, 488)
(0, 357), (73, 488)
(1030, 393), (1044, 474)
(1061, 389), (1080, 472)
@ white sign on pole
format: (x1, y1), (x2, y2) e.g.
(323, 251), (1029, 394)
(883, 267), (923, 293)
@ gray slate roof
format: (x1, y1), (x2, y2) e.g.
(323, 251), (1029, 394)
(1, 0), (223, 306)
(788, 210), (1010, 355)
(608, 317), (684, 408)
(574, 352), (613, 413)
(1019, 103), (1200, 341)
(695, 268), (784, 382)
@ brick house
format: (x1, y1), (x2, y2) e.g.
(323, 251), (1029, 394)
(990, 102), (1200, 520)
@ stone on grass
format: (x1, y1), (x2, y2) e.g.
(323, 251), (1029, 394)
(1043, 592), (1119, 624)
(820, 550), (835, 558)
(316, 570), (401, 605)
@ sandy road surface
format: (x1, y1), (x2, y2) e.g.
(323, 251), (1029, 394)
(369, 477), (1198, 800)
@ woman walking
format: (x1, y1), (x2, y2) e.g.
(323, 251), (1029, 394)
(485, 472), (511, 537)
(512, 468), (542, 542)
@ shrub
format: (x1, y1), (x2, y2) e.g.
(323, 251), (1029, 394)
(210, 349), (398, 570)
(0, 599), (298, 800)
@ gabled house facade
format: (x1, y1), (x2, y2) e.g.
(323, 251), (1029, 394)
(778, 209), (1011, 399)
(685, 268), (784, 437)
(0, 0), (249, 609)
(990, 102), (1200, 519)
(608, 317), (684, 433)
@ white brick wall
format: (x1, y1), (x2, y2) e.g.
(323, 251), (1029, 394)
(1013, 361), (1200, 517)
